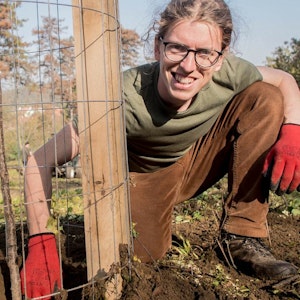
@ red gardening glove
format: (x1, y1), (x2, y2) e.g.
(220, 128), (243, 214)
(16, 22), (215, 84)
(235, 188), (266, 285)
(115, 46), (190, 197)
(20, 233), (61, 299)
(263, 124), (300, 195)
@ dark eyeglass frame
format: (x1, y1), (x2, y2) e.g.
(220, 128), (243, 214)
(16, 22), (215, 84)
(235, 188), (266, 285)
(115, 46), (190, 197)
(159, 37), (223, 68)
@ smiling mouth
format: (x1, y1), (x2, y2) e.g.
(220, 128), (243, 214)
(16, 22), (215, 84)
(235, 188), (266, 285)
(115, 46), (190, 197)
(173, 72), (195, 85)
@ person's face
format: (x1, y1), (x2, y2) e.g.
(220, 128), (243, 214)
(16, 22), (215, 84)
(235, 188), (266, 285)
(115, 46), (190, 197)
(155, 21), (225, 111)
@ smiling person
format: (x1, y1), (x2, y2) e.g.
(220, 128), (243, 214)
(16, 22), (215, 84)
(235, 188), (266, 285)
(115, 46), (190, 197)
(21, 0), (300, 297)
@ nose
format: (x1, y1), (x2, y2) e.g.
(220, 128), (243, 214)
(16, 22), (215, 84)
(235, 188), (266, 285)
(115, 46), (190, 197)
(179, 51), (197, 72)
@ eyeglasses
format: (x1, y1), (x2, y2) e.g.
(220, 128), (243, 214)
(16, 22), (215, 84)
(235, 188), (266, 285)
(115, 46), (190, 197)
(160, 38), (223, 68)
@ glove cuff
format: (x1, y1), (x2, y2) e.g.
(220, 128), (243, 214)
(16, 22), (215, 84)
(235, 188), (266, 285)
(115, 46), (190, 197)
(280, 123), (300, 137)
(29, 232), (55, 240)
(282, 123), (300, 130)
(282, 123), (300, 126)
(28, 232), (56, 248)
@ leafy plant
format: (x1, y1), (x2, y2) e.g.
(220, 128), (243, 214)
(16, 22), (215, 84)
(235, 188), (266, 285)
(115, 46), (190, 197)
(130, 222), (139, 239)
(172, 234), (198, 260)
(269, 192), (300, 216)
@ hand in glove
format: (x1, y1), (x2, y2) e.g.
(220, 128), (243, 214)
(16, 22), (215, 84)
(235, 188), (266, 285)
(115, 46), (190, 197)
(20, 233), (61, 299)
(263, 124), (300, 195)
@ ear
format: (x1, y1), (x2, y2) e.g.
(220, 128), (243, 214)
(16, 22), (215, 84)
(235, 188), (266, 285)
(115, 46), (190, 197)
(154, 37), (161, 60)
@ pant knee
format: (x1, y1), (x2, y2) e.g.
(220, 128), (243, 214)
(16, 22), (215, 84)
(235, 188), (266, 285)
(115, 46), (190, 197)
(246, 82), (284, 121)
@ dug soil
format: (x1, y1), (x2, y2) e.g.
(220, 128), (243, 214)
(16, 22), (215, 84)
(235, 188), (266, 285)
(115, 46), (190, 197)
(0, 194), (299, 299)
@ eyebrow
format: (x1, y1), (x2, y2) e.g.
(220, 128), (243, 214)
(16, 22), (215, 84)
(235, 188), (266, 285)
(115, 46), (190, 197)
(163, 39), (215, 51)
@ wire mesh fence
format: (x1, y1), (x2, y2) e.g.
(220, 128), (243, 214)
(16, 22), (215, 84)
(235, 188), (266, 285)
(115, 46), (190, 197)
(0, 1), (131, 299)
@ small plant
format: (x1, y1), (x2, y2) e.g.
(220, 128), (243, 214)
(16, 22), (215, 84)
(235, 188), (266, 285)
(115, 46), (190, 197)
(210, 264), (229, 287)
(172, 234), (198, 260)
(269, 192), (300, 216)
(210, 264), (251, 297)
(287, 195), (300, 216)
(51, 187), (83, 217)
(130, 222), (139, 239)
(46, 215), (62, 235)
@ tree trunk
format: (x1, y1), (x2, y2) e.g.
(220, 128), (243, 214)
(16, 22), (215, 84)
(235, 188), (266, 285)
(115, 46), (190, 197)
(0, 79), (22, 299)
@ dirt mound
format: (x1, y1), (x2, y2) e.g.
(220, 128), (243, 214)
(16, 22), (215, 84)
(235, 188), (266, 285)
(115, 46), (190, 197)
(0, 204), (299, 299)
(121, 211), (300, 300)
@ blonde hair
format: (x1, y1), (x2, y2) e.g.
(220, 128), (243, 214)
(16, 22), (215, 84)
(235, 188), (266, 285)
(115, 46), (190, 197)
(150, 0), (233, 51)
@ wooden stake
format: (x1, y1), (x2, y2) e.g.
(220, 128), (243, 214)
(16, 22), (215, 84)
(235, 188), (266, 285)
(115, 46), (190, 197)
(72, 0), (130, 297)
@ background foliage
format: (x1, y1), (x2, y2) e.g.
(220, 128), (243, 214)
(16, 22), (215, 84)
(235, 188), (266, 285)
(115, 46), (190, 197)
(0, 2), (142, 161)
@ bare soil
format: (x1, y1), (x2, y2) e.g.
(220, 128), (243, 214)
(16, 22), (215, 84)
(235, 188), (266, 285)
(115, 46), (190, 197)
(0, 196), (299, 299)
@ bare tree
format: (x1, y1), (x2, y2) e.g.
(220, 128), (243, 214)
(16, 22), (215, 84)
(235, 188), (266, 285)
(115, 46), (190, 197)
(121, 26), (142, 68)
(31, 16), (76, 105)
(0, 1), (27, 298)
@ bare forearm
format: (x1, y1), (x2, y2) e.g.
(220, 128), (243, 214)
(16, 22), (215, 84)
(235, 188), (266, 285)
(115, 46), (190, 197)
(25, 155), (52, 234)
(24, 122), (80, 235)
(258, 66), (300, 124)
(278, 73), (300, 124)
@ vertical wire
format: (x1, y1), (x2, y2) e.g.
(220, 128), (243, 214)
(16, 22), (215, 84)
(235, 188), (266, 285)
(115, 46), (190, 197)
(114, 0), (133, 270)
(47, 0), (66, 289)
(75, 0), (95, 290)
(54, 0), (67, 285)
(104, 1), (127, 293)
(80, 0), (97, 291)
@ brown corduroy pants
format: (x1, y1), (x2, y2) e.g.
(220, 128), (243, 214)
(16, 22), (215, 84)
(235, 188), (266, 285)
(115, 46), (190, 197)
(129, 82), (284, 262)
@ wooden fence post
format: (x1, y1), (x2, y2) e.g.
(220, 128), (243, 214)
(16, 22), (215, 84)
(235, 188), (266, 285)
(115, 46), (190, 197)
(72, 0), (130, 297)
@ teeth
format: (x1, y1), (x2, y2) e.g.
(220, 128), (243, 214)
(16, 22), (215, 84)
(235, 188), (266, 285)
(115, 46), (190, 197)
(174, 73), (193, 84)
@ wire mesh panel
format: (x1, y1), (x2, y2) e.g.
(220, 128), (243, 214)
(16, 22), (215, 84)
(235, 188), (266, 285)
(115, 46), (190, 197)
(0, 1), (131, 299)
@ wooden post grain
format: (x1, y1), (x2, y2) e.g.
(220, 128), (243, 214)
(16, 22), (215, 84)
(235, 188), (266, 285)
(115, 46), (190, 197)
(72, 0), (130, 297)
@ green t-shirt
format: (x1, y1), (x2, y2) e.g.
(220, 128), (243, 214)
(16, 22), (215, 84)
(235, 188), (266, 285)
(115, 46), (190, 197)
(123, 55), (262, 172)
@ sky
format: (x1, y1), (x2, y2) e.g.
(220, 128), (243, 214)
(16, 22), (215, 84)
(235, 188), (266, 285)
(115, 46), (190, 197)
(118, 0), (300, 65)
(16, 0), (300, 66)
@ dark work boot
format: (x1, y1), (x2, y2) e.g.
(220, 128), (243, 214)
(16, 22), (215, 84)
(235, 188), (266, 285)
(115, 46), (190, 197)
(219, 233), (298, 280)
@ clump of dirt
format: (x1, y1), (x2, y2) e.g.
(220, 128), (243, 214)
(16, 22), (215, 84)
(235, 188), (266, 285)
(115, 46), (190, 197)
(120, 209), (300, 300)
(0, 201), (299, 299)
